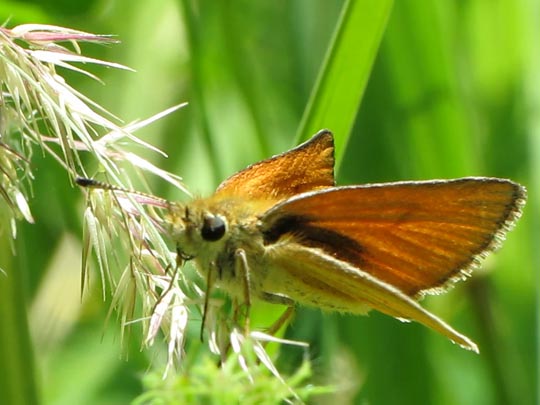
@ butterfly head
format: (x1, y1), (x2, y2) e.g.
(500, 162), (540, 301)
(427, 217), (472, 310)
(168, 201), (230, 263)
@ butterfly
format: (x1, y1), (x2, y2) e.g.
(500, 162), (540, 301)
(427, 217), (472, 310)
(81, 130), (527, 352)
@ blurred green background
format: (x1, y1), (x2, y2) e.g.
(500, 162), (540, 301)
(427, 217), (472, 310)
(0, 1), (537, 404)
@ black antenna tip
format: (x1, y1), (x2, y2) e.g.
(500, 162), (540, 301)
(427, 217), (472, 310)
(75, 177), (97, 187)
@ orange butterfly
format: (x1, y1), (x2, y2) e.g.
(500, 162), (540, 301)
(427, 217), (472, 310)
(82, 130), (526, 352)
(165, 130), (526, 352)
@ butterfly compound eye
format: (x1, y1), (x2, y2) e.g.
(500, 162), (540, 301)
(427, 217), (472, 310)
(201, 215), (226, 241)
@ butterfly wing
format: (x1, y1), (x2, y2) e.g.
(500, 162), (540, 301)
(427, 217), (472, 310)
(261, 177), (526, 298)
(263, 241), (479, 351)
(215, 130), (335, 200)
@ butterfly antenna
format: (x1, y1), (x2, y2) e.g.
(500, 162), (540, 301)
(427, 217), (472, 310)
(75, 177), (170, 207)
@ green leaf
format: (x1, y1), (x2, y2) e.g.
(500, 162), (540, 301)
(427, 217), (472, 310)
(296, 0), (394, 168)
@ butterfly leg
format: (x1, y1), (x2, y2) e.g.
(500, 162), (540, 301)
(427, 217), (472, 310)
(270, 306), (296, 336)
(235, 248), (252, 333)
(200, 265), (215, 341)
(258, 292), (296, 335)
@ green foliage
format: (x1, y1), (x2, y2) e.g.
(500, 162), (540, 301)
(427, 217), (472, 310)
(135, 352), (330, 405)
(296, 0), (393, 168)
(0, 1), (537, 404)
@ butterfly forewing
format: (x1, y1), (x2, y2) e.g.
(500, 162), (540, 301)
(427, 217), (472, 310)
(261, 177), (526, 298)
(215, 130), (335, 200)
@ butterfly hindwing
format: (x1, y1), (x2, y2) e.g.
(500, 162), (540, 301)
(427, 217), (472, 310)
(263, 241), (479, 351)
